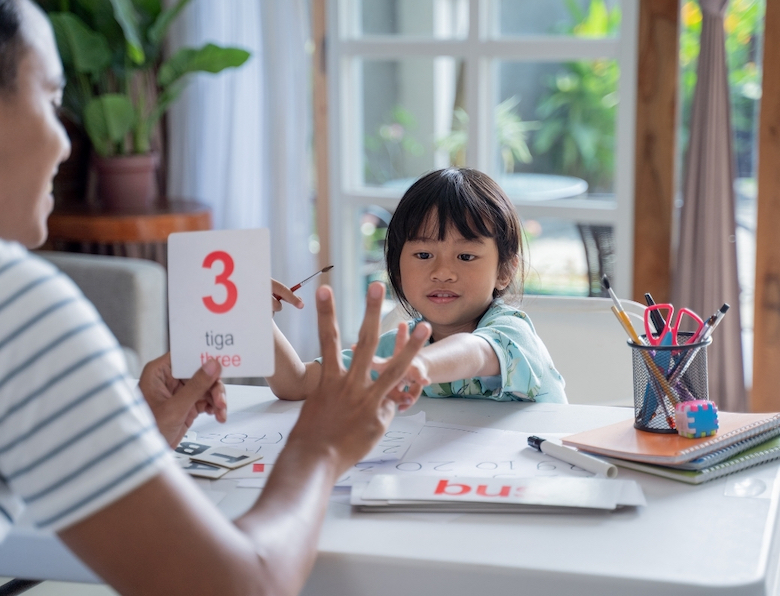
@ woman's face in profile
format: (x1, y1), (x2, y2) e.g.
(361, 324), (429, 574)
(0, 0), (70, 248)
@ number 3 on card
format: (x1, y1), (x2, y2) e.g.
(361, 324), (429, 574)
(202, 250), (238, 314)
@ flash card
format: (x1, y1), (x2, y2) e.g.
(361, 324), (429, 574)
(190, 446), (264, 469)
(175, 441), (212, 457)
(177, 459), (230, 479)
(168, 229), (274, 378)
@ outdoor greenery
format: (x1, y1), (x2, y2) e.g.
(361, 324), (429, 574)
(532, 0), (620, 192)
(437, 96), (540, 174)
(40, 0), (250, 157)
(364, 105), (424, 184)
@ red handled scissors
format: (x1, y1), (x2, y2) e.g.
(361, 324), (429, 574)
(643, 304), (704, 346)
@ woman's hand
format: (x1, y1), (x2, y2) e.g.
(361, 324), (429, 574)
(138, 353), (226, 448)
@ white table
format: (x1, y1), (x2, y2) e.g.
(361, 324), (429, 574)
(2, 386), (779, 596)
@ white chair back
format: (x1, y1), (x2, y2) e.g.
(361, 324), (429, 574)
(520, 294), (645, 407)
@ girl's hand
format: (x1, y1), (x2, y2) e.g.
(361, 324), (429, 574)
(272, 279), (305, 313)
(371, 323), (431, 411)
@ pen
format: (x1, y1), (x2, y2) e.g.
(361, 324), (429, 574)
(644, 292), (666, 336)
(272, 265), (333, 300)
(697, 303), (729, 343)
(527, 436), (618, 478)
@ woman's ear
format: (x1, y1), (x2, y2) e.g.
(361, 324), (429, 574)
(496, 255), (520, 291)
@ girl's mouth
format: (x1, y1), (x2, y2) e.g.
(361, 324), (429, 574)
(427, 291), (459, 304)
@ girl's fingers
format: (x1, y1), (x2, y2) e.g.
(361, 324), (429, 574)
(272, 279), (304, 309)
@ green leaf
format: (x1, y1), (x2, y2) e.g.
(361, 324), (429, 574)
(107, 0), (145, 64)
(49, 12), (111, 75)
(148, 0), (192, 47)
(84, 94), (135, 156)
(157, 44), (251, 88)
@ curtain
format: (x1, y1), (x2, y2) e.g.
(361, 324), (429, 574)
(166, 0), (318, 361)
(673, 0), (746, 411)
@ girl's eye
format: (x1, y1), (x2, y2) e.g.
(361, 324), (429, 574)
(458, 254), (476, 262)
(415, 252), (432, 260)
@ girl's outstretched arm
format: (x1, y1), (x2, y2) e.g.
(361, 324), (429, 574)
(265, 322), (323, 400)
(373, 331), (500, 389)
(265, 279), (321, 400)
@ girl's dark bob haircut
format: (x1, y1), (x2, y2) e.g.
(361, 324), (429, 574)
(385, 167), (524, 317)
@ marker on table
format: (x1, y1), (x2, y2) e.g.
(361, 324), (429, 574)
(273, 265), (333, 301)
(527, 436), (618, 478)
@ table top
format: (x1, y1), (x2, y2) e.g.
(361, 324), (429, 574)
(46, 199), (212, 243)
(1, 387), (779, 596)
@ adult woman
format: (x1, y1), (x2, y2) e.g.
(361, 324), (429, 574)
(0, 1), (428, 593)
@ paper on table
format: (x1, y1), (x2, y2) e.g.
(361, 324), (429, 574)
(190, 410), (425, 465)
(335, 422), (593, 487)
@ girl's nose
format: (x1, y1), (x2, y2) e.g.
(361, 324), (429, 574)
(431, 264), (456, 282)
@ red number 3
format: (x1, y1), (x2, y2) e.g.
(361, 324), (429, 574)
(202, 251), (238, 314)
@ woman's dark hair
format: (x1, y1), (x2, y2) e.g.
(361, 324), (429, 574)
(385, 167), (525, 317)
(0, 0), (23, 95)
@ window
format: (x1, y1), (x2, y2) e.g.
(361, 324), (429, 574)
(328, 0), (639, 340)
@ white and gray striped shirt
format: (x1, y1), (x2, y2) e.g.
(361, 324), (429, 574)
(0, 240), (171, 540)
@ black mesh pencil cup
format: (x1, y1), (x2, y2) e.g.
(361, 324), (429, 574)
(631, 333), (712, 433)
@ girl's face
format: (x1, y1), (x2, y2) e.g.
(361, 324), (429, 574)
(399, 216), (513, 341)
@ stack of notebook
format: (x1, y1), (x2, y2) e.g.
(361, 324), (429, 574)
(562, 412), (780, 484)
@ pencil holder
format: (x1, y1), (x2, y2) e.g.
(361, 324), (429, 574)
(630, 333), (712, 433)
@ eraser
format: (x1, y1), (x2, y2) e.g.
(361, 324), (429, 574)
(675, 400), (718, 439)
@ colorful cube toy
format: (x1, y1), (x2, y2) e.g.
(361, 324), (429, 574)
(675, 400), (719, 438)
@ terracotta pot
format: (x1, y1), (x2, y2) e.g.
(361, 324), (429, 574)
(93, 152), (159, 212)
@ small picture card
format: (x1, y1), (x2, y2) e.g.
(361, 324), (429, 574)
(190, 446), (264, 470)
(168, 229), (274, 379)
(177, 459), (230, 479)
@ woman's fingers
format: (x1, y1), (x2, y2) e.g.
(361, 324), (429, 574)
(349, 282), (385, 375)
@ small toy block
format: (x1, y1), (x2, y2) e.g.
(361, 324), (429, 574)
(675, 400), (719, 438)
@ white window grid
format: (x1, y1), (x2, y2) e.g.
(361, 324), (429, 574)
(327, 0), (639, 342)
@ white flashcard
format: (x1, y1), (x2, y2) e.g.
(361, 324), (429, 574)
(175, 440), (212, 458)
(177, 459), (230, 479)
(168, 229), (273, 379)
(190, 446), (263, 469)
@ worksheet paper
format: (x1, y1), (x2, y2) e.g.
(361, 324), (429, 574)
(334, 422), (593, 487)
(189, 410), (426, 467)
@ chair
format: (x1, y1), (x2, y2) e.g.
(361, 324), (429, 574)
(381, 295), (645, 407)
(35, 251), (168, 376)
(520, 294), (645, 407)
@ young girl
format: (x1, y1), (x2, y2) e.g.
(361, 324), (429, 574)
(268, 167), (567, 404)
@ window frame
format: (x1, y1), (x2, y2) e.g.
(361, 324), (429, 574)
(327, 0), (639, 342)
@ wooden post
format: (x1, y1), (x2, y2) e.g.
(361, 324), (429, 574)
(751, 0), (780, 412)
(312, 0), (332, 285)
(632, 0), (679, 304)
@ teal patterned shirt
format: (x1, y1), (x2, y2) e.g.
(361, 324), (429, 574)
(334, 299), (567, 403)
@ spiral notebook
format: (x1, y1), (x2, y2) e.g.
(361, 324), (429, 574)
(598, 436), (780, 485)
(562, 412), (780, 466)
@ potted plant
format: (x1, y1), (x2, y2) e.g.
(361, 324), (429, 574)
(41, 0), (250, 210)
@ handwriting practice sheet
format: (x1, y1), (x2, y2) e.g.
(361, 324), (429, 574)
(334, 422), (595, 487)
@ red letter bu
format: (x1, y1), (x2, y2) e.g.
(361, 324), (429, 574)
(434, 479), (471, 496)
(476, 484), (511, 498)
(202, 250), (238, 314)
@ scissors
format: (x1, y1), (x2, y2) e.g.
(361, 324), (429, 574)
(644, 303), (704, 346)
